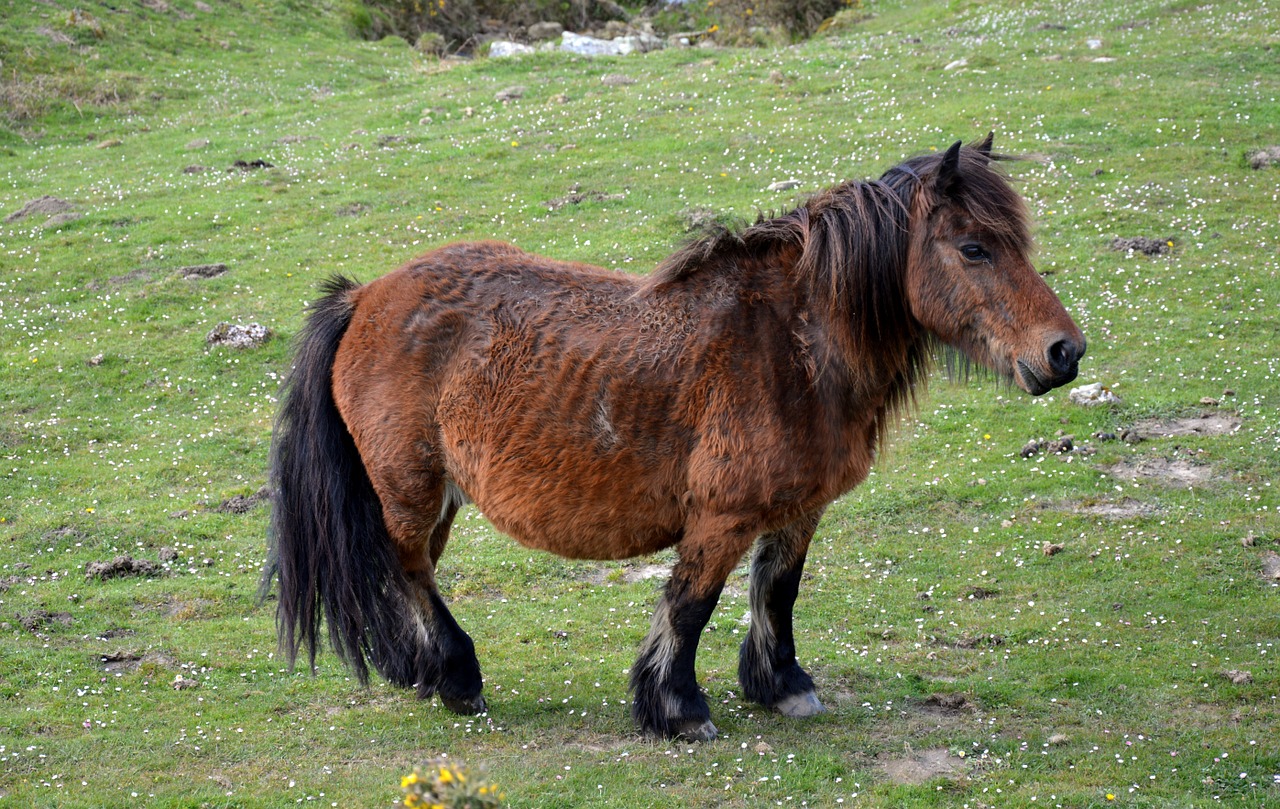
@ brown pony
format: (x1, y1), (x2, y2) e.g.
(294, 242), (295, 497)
(263, 135), (1084, 741)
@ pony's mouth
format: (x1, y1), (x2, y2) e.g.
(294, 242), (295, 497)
(1015, 360), (1052, 396)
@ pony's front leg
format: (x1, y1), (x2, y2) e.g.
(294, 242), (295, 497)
(738, 509), (826, 718)
(630, 520), (750, 741)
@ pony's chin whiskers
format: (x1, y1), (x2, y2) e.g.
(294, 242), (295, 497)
(938, 336), (1016, 388)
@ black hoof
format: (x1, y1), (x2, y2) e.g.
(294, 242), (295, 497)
(674, 719), (718, 742)
(441, 694), (487, 715)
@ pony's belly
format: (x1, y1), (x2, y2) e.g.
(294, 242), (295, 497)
(466, 478), (684, 561)
(488, 509), (682, 561)
(437, 371), (691, 561)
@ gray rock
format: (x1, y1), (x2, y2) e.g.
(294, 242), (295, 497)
(560, 31), (623, 55)
(614, 33), (663, 54)
(206, 322), (272, 349)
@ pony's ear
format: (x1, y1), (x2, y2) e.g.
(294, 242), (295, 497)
(936, 140), (963, 196)
(976, 131), (994, 159)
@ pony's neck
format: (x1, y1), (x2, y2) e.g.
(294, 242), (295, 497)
(789, 179), (927, 401)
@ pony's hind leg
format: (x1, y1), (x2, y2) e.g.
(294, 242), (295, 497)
(738, 510), (826, 718)
(382, 481), (486, 714)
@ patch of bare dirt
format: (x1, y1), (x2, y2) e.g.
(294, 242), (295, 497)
(179, 263), (228, 280)
(1074, 498), (1159, 519)
(85, 555), (163, 581)
(86, 268), (152, 290)
(878, 747), (969, 785)
(1129, 413), (1241, 439)
(1106, 457), (1213, 488)
(18, 609), (73, 633)
(584, 562), (671, 585)
(99, 649), (177, 673)
(951, 632), (1004, 649)
(1247, 146), (1280, 169)
(1261, 551), (1280, 582)
(1111, 236), (1173, 255)
(5, 195), (74, 223)
(544, 184), (626, 211)
(919, 692), (975, 717)
(217, 486), (270, 514)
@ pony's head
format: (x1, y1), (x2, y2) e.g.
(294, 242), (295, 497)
(894, 134), (1085, 394)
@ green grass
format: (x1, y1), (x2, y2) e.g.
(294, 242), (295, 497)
(3, 0), (1279, 806)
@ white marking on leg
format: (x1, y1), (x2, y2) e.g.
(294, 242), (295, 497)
(404, 580), (436, 646)
(748, 539), (785, 657)
(641, 599), (680, 681)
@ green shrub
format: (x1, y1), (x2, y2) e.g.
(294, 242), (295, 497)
(708, 0), (861, 41)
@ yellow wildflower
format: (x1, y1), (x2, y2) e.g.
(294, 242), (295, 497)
(401, 773), (419, 788)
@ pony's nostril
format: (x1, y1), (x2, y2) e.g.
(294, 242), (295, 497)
(1047, 338), (1081, 374)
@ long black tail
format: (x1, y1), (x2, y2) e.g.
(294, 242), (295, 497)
(261, 276), (417, 686)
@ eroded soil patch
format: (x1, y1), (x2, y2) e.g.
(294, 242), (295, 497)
(878, 748), (969, 785)
(99, 649), (177, 674)
(1261, 551), (1280, 581)
(1107, 457), (1213, 488)
(179, 263), (228, 280)
(583, 562), (671, 585)
(4, 195), (74, 223)
(85, 555), (163, 580)
(1072, 498), (1159, 519)
(1130, 413), (1241, 439)
(919, 692), (975, 717)
(1111, 236), (1173, 255)
(217, 486), (270, 514)
(18, 609), (73, 633)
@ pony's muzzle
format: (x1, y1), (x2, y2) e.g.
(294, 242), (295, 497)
(1017, 334), (1085, 395)
(1047, 336), (1085, 378)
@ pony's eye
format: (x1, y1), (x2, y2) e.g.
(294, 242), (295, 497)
(960, 244), (990, 262)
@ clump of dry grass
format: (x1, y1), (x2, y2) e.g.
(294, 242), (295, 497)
(0, 72), (137, 122)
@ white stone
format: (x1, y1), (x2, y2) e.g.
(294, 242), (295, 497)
(560, 31), (624, 56)
(488, 40), (535, 58)
(1068, 382), (1121, 407)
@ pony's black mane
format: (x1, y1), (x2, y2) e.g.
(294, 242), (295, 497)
(649, 145), (1027, 288)
(644, 143), (1030, 430)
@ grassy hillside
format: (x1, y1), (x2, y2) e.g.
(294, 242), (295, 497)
(2, 0), (1278, 806)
